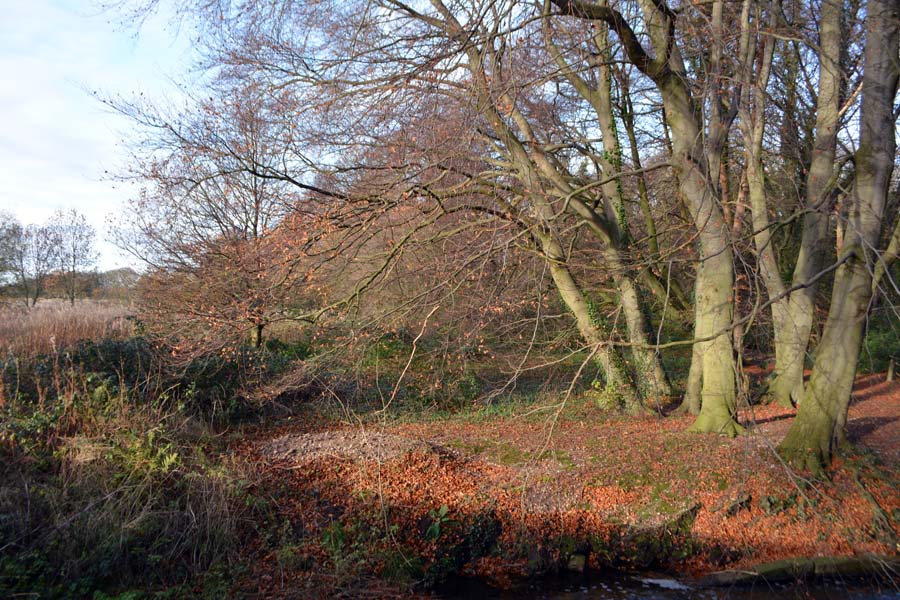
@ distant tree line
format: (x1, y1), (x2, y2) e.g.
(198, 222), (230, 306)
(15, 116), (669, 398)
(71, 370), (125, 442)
(0, 209), (115, 305)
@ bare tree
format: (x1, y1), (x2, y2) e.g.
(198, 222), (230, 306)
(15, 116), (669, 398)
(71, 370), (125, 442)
(736, 0), (848, 408)
(111, 82), (329, 354)
(0, 211), (19, 283)
(550, 0), (745, 434)
(8, 223), (60, 307)
(111, 0), (900, 470)
(48, 209), (98, 306)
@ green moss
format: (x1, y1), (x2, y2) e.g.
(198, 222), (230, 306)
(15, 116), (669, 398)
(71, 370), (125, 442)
(444, 439), (532, 466)
(537, 449), (577, 470)
(616, 467), (652, 491)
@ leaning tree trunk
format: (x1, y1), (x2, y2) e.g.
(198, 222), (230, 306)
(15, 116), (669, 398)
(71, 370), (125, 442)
(779, 0), (899, 472)
(779, 258), (880, 472)
(592, 35), (672, 400)
(615, 271), (672, 400)
(767, 0), (843, 407)
(642, 0), (740, 435)
(737, 0), (798, 408)
(619, 80), (691, 314)
(543, 14), (673, 399)
(539, 231), (642, 412)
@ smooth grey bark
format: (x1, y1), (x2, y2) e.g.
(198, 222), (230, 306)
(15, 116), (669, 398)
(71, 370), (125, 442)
(551, 0), (742, 435)
(737, 0), (799, 410)
(677, 294), (703, 416)
(448, 37), (644, 402)
(423, 12), (645, 405)
(638, 0), (741, 435)
(873, 215), (900, 291)
(538, 229), (642, 411)
(767, 0), (844, 407)
(779, 0), (899, 472)
(542, 14), (672, 399)
(591, 27), (672, 399)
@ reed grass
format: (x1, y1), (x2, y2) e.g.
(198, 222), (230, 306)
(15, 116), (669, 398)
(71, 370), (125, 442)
(0, 299), (134, 358)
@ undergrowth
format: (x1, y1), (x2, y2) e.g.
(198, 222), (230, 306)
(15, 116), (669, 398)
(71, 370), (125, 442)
(0, 336), (292, 598)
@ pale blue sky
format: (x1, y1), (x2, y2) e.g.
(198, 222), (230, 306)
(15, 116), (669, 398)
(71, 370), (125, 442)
(0, 0), (191, 270)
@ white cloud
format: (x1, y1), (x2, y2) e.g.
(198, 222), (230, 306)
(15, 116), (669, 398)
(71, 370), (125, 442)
(0, 0), (193, 270)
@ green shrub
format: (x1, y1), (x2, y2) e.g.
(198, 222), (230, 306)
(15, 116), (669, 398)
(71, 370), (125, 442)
(860, 318), (899, 374)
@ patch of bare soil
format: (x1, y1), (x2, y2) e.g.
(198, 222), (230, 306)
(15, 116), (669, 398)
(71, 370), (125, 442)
(261, 429), (429, 463)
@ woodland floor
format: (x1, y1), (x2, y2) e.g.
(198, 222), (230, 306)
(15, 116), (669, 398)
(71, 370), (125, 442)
(226, 373), (900, 598)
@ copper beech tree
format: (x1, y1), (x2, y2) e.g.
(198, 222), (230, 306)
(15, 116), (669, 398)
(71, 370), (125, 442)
(112, 86), (318, 355)
(115, 0), (900, 470)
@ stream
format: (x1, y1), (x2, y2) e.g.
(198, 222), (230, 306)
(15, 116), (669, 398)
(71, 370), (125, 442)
(438, 573), (900, 599)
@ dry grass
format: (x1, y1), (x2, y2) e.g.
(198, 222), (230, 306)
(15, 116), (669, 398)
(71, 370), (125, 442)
(0, 374), (256, 593)
(0, 299), (135, 358)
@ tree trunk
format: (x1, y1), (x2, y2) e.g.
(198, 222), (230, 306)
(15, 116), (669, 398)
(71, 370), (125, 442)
(767, 0), (843, 407)
(539, 14), (672, 401)
(614, 266), (672, 399)
(686, 243), (742, 436)
(619, 72), (691, 313)
(622, 90), (658, 258)
(638, 0), (741, 434)
(659, 78), (741, 436)
(539, 231), (641, 412)
(780, 0), (899, 471)
(779, 257), (875, 472)
(591, 27), (672, 399)
(549, 0), (739, 425)
(736, 0), (793, 407)
(678, 291), (703, 416)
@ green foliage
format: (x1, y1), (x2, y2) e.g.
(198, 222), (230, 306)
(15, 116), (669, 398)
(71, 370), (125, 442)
(318, 517), (415, 587)
(859, 316), (899, 374)
(423, 508), (501, 586)
(321, 520), (349, 561)
(588, 379), (624, 411)
(0, 343), (261, 599)
(262, 338), (311, 375)
(616, 467), (653, 492)
(0, 400), (65, 461)
(758, 492), (814, 519)
(363, 332), (413, 365)
(425, 504), (452, 540)
(275, 544), (313, 572)
(67, 338), (157, 385)
(264, 337), (310, 359)
(378, 548), (424, 585)
(585, 297), (609, 331)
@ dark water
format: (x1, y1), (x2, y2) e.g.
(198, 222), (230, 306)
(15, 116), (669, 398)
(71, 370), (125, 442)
(438, 573), (900, 599)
